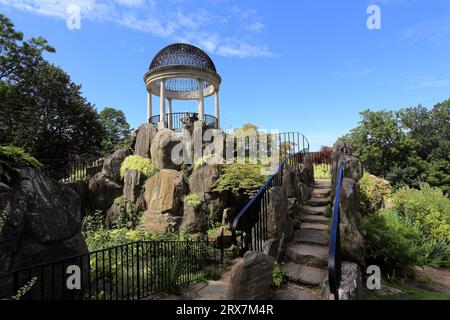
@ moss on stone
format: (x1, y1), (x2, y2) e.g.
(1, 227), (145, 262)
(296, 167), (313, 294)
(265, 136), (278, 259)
(120, 155), (157, 178)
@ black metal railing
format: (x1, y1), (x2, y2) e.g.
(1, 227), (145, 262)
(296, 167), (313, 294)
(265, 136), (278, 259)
(278, 132), (310, 157)
(231, 150), (307, 254)
(149, 113), (218, 131)
(328, 161), (343, 300)
(41, 158), (104, 183)
(0, 240), (223, 300)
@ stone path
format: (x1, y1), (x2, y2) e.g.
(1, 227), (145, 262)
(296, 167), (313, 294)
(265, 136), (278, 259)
(277, 179), (332, 300)
(194, 270), (231, 300)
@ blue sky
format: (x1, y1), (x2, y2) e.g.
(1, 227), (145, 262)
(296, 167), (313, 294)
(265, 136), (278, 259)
(1, 0), (450, 150)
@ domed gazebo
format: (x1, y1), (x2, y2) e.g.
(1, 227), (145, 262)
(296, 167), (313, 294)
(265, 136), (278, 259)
(144, 43), (222, 130)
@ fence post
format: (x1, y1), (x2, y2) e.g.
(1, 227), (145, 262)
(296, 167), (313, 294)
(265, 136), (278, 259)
(136, 243), (141, 300)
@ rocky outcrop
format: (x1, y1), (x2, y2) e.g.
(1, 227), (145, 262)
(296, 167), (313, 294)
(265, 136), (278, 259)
(123, 169), (145, 203)
(141, 169), (187, 234)
(0, 168), (87, 274)
(150, 129), (182, 170)
(225, 251), (274, 300)
(331, 141), (364, 265)
(143, 169), (187, 216)
(180, 203), (209, 237)
(188, 165), (221, 198)
(322, 262), (362, 300)
(134, 123), (158, 158)
(88, 172), (123, 211)
(300, 158), (314, 186)
(65, 180), (90, 213)
(141, 212), (181, 235)
(267, 186), (294, 242)
(102, 148), (131, 184)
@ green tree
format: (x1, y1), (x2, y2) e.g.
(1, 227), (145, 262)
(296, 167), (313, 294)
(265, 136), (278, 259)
(99, 107), (131, 155)
(344, 102), (450, 193)
(0, 13), (54, 81)
(0, 14), (105, 163)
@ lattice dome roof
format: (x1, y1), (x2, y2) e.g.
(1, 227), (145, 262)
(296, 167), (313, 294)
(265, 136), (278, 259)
(149, 43), (217, 73)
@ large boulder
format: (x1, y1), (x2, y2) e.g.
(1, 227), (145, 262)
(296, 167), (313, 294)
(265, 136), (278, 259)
(339, 178), (365, 264)
(0, 168), (88, 274)
(141, 212), (182, 235)
(123, 169), (145, 203)
(134, 123), (158, 158)
(330, 141), (365, 265)
(300, 158), (314, 185)
(267, 186), (294, 242)
(150, 129), (182, 170)
(180, 203), (209, 237)
(102, 148), (131, 184)
(143, 169), (187, 216)
(225, 251), (274, 300)
(13, 168), (82, 243)
(88, 172), (123, 211)
(65, 180), (90, 213)
(322, 262), (362, 300)
(188, 165), (221, 198)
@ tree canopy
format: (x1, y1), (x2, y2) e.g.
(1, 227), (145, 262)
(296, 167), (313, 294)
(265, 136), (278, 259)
(99, 107), (131, 155)
(343, 101), (450, 194)
(0, 14), (131, 163)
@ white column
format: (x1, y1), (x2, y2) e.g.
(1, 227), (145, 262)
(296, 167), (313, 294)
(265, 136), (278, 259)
(159, 80), (166, 128)
(198, 79), (204, 122)
(167, 98), (173, 130)
(214, 89), (220, 129)
(147, 91), (152, 123)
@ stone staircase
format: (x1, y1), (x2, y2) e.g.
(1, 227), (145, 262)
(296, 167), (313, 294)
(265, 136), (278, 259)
(284, 179), (332, 294)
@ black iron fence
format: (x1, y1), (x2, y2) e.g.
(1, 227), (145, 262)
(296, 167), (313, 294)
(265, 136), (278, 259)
(149, 113), (218, 131)
(0, 240), (223, 300)
(42, 158), (103, 183)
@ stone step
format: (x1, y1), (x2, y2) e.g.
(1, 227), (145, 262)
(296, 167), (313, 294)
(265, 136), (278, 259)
(293, 229), (328, 246)
(300, 222), (329, 231)
(314, 179), (332, 189)
(312, 189), (331, 198)
(302, 205), (327, 216)
(285, 263), (327, 287)
(286, 244), (328, 268)
(302, 215), (330, 224)
(308, 197), (330, 207)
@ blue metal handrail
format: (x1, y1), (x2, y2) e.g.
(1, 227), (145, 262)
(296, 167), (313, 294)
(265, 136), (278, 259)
(231, 149), (307, 254)
(328, 161), (343, 300)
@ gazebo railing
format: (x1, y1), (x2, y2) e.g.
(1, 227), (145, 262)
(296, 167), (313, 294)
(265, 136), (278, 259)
(149, 113), (218, 131)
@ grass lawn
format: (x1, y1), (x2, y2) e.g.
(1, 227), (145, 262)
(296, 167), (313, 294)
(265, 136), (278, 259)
(363, 283), (450, 300)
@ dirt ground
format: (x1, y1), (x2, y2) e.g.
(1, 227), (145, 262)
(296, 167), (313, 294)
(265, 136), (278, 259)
(411, 266), (450, 294)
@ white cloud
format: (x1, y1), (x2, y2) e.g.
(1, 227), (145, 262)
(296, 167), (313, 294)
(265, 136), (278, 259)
(401, 15), (450, 48)
(344, 62), (375, 78)
(0, 0), (275, 58)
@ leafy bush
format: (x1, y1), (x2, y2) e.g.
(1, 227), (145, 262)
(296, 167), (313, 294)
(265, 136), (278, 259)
(212, 164), (266, 197)
(388, 184), (450, 266)
(272, 262), (288, 288)
(360, 183), (450, 275)
(360, 215), (422, 277)
(0, 145), (43, 183)
(183, 193), (203, 208)
(203, 266), (221, 281)
(314, 164), (331, 179)
(120, 155), (157, 178)
(360, 173), (392, 215)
